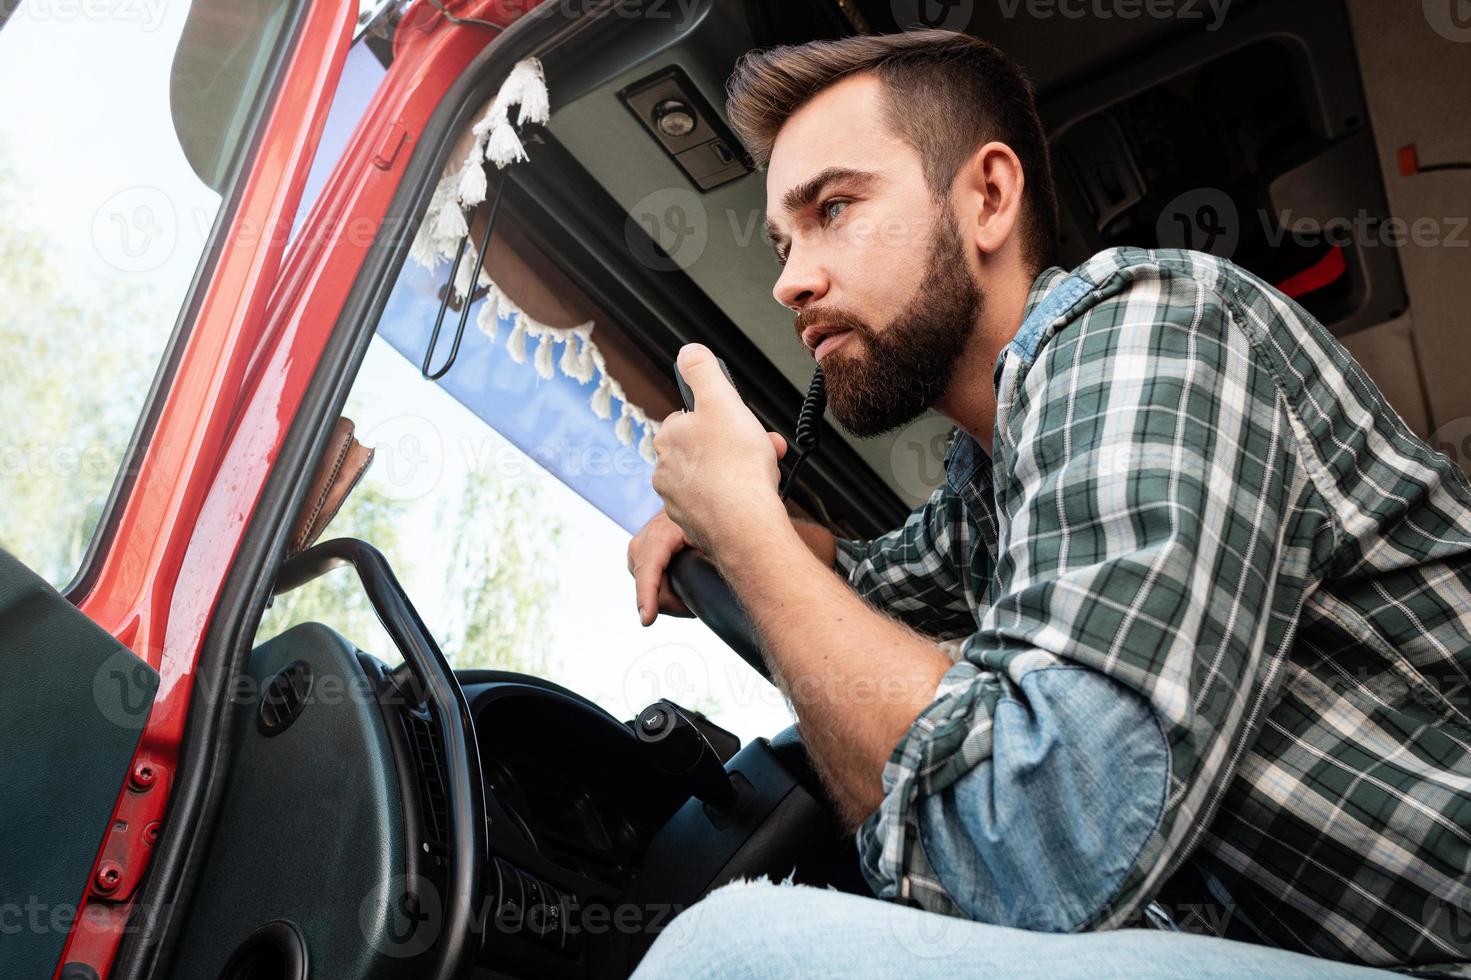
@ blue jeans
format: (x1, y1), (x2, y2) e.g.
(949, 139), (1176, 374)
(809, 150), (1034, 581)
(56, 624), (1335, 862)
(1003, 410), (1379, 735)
(632, 881), (1402, 979)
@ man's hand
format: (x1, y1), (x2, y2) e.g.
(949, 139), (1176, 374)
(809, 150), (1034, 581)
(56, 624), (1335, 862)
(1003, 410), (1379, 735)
(629, 508), (840, 627)
(627, 508), (695, 626)
(651, 344), (789, 558)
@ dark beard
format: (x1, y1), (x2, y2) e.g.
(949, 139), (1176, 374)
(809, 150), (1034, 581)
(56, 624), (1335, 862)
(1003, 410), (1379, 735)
(804, 211), (984, 438)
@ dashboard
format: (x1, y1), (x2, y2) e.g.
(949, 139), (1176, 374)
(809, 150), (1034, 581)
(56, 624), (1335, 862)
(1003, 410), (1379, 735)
(173, 604), (865, 980)
(459, 673), (869, 979)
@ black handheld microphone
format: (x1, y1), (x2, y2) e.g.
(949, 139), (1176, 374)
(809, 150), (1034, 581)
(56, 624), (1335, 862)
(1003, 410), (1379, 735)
(671, 355), (826, 501)
(673, 356), (737, 411)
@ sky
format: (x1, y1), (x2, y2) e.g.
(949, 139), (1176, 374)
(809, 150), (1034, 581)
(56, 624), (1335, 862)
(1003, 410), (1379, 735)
(0, 0), (221, 293)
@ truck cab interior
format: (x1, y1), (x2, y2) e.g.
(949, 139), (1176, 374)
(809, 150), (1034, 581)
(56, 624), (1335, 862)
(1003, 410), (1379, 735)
(2, 1), (1466, 978)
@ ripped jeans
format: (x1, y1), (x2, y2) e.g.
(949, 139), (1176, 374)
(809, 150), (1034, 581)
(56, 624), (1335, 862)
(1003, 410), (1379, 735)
(630, 880), (1401, 979)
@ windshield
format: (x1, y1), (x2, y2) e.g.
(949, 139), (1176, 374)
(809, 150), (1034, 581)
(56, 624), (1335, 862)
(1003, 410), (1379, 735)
(0, 0), (292, 588)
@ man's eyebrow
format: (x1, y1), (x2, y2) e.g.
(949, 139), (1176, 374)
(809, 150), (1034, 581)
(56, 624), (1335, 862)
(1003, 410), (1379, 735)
(764, 167), (880, 248)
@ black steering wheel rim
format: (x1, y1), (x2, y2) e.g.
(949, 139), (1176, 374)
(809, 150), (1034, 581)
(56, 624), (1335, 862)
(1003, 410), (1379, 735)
(666, 549), (771, 680)
(274, 538), (485, 980)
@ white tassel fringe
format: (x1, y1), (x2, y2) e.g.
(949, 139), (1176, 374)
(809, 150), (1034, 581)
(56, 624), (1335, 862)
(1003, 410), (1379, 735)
(408, 56), (662, 465)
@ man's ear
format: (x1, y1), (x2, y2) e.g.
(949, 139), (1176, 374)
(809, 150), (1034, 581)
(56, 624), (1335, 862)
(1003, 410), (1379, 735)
(953, 141), (1025, 258)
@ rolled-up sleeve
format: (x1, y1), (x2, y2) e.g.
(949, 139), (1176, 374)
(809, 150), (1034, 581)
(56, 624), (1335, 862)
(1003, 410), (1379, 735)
(858, 271), (1317, 932)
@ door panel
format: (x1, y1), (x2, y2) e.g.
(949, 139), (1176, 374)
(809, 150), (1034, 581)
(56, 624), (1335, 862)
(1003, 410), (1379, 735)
(0, 550), (159, 979)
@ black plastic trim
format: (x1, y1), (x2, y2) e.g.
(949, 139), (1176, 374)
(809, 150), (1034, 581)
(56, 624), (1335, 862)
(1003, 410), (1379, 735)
(274, 537), (485, 978)
(217, 920), (309, 980)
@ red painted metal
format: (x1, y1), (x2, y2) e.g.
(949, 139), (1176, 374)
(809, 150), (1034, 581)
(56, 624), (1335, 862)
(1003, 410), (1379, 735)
(87, 757), (169, 904)
(59, 1), (543, 973)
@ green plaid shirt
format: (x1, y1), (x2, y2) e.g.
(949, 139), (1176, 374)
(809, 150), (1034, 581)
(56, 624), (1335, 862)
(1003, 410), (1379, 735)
(835, 248), (1471, 973)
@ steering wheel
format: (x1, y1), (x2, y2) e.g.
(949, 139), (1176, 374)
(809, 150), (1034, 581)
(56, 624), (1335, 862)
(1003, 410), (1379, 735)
(274, 538), (485, 980)
(667, 549), (771, 680)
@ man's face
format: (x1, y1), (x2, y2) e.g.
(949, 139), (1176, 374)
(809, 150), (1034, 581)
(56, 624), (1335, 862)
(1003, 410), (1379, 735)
(764, 73), (984, 437)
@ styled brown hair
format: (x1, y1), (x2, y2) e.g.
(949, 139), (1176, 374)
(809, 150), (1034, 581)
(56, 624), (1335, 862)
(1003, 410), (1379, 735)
(726, 29), (1060, 272)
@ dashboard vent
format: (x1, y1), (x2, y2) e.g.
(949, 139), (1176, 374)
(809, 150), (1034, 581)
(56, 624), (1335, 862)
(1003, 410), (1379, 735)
(401, 708), (450, 863)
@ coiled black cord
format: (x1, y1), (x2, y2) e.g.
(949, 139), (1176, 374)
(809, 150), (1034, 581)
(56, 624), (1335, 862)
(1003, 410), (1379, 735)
(779, 365), (826, 500)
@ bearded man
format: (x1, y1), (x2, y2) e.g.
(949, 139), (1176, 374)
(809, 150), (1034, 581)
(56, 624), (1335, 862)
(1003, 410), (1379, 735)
(626, 28), (1471, 979)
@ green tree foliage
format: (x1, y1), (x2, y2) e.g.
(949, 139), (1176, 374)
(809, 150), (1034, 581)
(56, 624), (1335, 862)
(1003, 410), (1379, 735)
(437, 466), (564, 673)
(256, 456), (565, 676)
(0, 157), (157, 587)
(253, 375), (561, 670)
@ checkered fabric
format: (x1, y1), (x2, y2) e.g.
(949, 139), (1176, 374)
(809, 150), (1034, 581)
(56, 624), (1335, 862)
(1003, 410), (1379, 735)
(835, 248), (1471, 974)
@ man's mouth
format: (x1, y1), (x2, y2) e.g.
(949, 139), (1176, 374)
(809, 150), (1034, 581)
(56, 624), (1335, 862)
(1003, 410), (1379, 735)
(813, 330), (853, 360)
(801, 322), (855, 360)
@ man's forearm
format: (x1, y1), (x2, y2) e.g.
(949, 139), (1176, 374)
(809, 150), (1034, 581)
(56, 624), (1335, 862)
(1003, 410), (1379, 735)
(791, 519), (836, 568)
(714, 521), (951, 828)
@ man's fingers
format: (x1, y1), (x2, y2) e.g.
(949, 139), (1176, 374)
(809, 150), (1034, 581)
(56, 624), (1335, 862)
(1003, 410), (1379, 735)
(634, 551), (669, 626)
(769, 431), (788, 460)
(656, 579), (693, 619)
(676, 343), (739, 411)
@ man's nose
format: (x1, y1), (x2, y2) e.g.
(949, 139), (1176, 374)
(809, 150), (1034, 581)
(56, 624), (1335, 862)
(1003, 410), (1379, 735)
(772, 246), (828, 311)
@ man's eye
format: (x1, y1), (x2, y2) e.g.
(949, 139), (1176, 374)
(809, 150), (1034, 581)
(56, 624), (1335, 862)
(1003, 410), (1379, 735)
(821, 200), (850, 223)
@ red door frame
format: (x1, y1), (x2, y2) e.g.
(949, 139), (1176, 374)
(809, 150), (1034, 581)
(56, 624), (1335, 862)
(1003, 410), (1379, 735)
(59, 1), (543, 973)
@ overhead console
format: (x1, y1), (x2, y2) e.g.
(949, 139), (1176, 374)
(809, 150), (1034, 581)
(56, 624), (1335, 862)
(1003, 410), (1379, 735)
(1037, 0), (1405, 336)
